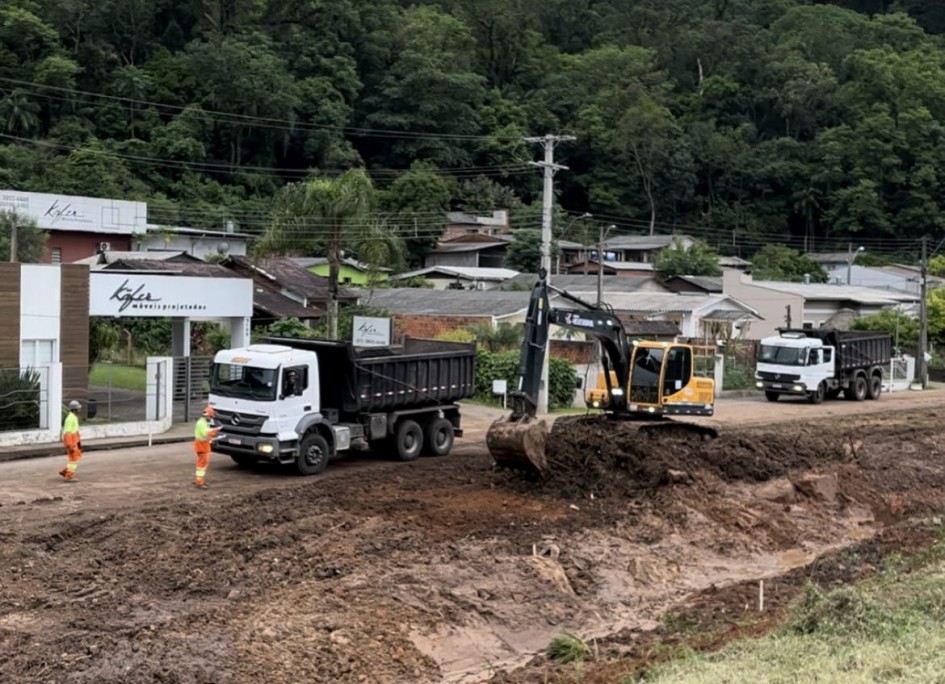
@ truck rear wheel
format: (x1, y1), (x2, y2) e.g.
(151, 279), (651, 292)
(764, 391), (780, 402)
(867, 373), (883, 400)
(845, 374), (868, 401)
(395, 419), (424, 461)
(423, 418), (454, 457)
(296, 433), (330, 475)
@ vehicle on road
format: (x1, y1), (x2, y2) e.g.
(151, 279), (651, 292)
(755, 328), (892, 404)
(485, 270), (717, 477)
(209, 337), (476, 474)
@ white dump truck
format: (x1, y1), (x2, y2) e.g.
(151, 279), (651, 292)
(755, 328), (892, 403)
(208, 337), (476, 474)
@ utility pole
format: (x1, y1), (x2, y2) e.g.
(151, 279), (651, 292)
(526, 133), (575, 414)
(597, 224), (616, 307)
(919, 236), (929, 389)
(9, 224), (17, 263)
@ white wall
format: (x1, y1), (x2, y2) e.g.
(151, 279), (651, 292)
(135, 233), (249, 258)
(19, 265), (62, 367)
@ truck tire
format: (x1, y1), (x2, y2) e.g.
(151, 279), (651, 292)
(395, 419), (424, 461)
(764, 391), (780, 402)
(867, 373), (883, 400)
(807, 382), (825, 404)
(845, 374), (868, 402)
(296, 432), (330, 475)
(423, 418), (454, 457)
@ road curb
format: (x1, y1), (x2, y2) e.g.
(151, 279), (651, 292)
(0, 435), (192, 463)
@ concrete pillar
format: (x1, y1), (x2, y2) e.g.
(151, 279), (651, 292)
(44, 363), (63, 431)
(714, 354), (724, 397)
(229, 316), (251, 349)
(146, 357), (175, 421)
(171, 319), (191, 357)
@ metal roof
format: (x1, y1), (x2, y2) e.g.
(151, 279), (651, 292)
(602, 234), (693, 250)
(666, 275), (723, 292)
(428, 242), (508, 254)
(751, 280), (915, 304)
(291, 257), (392, 273)
(502, 274), (662, 292)
(360, 289), (533, 317)
(392, 266), (519, 282)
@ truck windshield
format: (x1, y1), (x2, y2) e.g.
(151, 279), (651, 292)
(210, 363), (278, 401)
(757, 345), (807, 366)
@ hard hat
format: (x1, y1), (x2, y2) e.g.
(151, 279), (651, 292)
(202, 406), (216, 418)
(68, 400), (81, 410)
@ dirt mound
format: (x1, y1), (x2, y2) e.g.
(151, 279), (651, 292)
(510, 415), (855, 499)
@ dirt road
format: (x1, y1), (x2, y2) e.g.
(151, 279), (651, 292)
(2, 391), (944, 683)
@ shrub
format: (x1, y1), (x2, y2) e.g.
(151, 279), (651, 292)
(548, 632), (590, 663)
(0, 367), (41, 431)
(474, 348), (577, 411)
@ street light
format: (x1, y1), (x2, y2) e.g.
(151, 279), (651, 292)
(846, 245), (865, 285)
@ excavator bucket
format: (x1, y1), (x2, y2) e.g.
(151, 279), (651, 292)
(486, 415), (550, 477)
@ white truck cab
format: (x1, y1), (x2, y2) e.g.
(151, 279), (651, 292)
(755, 332), (835, 402)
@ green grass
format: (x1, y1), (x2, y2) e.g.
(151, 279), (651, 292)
(89, 363), (147, 392)
(638, 564), (945, 684)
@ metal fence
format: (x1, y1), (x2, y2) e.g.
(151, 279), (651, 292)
(172, 356), (213, 423)
(0, 366), (49, 433)
(73, 362), (149, 424)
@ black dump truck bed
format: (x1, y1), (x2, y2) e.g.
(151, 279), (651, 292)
(780, 328), (891, 372)
(265, 336), (476, 415)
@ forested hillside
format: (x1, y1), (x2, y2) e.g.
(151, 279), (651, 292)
(2, 0), (945, 260)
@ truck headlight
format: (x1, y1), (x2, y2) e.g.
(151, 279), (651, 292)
(755, 381), (763, 388)
(257, 444), (274, 454)
(793, 385), (803, 391)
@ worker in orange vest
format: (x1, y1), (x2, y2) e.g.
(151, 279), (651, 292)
(194, 406), (220, 489)
(59, 400), (83, 482)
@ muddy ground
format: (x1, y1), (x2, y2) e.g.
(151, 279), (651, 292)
(2, 393), (945, 683)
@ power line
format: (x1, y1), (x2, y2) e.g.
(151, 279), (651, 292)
(0, 77), (524, 143)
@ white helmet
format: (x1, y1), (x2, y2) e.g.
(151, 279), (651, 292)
(68, 400), (81, 410)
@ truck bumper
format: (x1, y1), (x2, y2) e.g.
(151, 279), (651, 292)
(756, 380), (807, 395)
(211, 433), (296, 463)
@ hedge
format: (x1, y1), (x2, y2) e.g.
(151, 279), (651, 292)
(474, 348), (577, 411)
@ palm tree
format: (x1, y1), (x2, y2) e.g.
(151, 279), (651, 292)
(257, 169), (377, 338)
(0, 90), (40, 136)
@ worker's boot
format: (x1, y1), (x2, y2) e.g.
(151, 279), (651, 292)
(58, 468), (67, 478)
(195, 482), (208, 489)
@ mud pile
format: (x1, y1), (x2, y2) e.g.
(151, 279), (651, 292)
(526, 415), (856, 498)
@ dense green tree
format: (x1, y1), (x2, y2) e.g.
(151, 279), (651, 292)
(654, 238), (723, 278)
(0, 209), (47, 262)
(750, 245), (829, 282)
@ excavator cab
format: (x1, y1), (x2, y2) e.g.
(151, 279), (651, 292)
(486, 271), (718, 477)
(586, 342), (715, 416)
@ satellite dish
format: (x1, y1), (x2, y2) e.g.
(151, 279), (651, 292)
(217, 242), (230, 255)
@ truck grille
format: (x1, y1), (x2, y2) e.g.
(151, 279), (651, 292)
(214, 409), (267, 435)
(757, 371), (800, 382)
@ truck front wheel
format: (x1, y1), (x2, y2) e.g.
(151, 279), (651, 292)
(296, 433), (330, 475)
(807, 382), (825, 404)
(423, 418), (454, 457)
(395, 420), (424, 461)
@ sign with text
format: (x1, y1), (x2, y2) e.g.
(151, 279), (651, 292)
(90, 273), (253, 318)
(352, 316), (392, 347)
(0, 189), (146, 235)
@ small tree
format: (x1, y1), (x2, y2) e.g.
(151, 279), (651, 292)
(0, 209), (48, 262)
(654, 238), (722, 278)
(750, 245), (828, 282)
(504, 229), (560, 273)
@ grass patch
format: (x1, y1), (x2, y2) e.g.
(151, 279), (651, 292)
(548, 633), (593, 664)
(89, 363), (147, 392)
(639, 564), (945, 683)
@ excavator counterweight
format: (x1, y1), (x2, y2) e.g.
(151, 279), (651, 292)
(486, 271), (718, 477)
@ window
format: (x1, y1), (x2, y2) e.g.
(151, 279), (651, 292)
(823, 349), (833, 363)
(50, 248), (62, 264)
(281, 366), (308, 398)
(21, 340), (55, 368)
(663, 346), (693, 396)
(210, 364), (277, 401)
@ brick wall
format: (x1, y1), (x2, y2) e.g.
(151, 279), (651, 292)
(550, 339), (597, 363)
(394, 314), (492, 340)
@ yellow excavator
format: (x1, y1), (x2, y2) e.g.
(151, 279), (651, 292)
(486, 271), (718, 476)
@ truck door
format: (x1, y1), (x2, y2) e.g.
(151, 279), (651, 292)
(277, 365), (310, 422)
